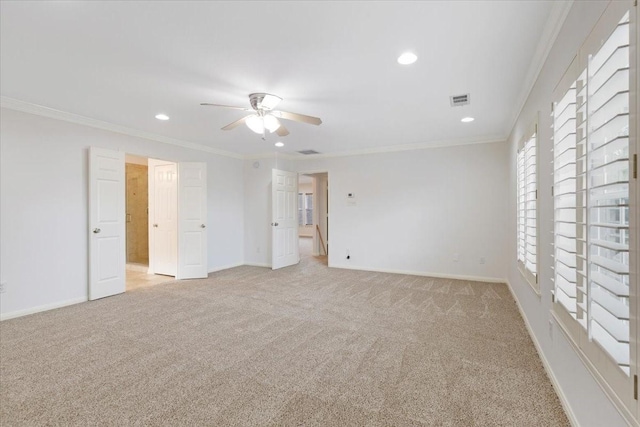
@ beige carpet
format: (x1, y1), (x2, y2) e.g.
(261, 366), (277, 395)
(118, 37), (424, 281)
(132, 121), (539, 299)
(1, 240), (568, 426)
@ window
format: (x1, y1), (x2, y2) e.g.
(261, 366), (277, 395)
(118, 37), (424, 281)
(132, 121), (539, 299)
(551, 3), (637, 421)
(305, 194), (313, 225)
(298, 192), (313, 226)
(517, 124), (538, 290)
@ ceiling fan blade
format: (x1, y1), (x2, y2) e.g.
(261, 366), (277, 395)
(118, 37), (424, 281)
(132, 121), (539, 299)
(201, 103), (252, 111)
(272, 110), (322, 126)
(221, 115), (249, 130)
(276, 122), (290, 137)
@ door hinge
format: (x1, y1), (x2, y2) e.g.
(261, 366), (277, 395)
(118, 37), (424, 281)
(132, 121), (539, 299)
(551, 186), (554, 197)
(535, 189), (538, 200)
(633, 154), (637, 179)
(634, 375), (638, 400)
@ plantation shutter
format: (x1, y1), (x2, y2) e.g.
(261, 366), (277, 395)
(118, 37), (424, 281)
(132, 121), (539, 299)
(517, 150), (526, 264)
(524, 133), (537, 277)
(586, 11), (631, 372)
(552, 10), (632, 375)
(517, 125), (538, 288)
(553, 81), (578, 317)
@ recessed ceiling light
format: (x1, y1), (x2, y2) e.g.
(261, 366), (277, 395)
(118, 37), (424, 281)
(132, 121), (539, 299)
(275, 142), (284, 147)
(461, 117), (475, 123)
(155, 114), (170, 121)
(397, 52), (417, 65)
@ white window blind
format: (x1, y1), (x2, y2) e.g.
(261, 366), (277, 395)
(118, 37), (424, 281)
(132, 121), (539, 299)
(305, 194), (313, 225)
(298, 193), (313, 226)
(553, 11), (631, 375)
(517, 129), (538, 287)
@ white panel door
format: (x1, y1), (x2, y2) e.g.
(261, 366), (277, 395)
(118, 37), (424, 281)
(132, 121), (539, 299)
(89, 147), (125, 300)
(272, 169), (299, 269)
(149, 160), (177, 276)
(177, 162), (208, 279)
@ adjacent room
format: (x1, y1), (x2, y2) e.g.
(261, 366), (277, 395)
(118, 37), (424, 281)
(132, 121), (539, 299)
(0, 1), (638, 426)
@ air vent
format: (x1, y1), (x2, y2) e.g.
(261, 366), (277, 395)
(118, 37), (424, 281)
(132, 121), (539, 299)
(450, 93), (470, 107)
(298, 150), (320, 155)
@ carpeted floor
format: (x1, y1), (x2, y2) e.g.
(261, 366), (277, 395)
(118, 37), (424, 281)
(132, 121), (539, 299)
(1, 239), (568, 426)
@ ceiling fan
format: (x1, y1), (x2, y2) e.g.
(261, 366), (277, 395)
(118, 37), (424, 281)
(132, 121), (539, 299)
(201, 93), (322, 140)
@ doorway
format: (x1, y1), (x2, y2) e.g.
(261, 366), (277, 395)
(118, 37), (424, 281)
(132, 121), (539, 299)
(124, 154), (172, 291)
(297, 172), (328, 263)
(89, 147), (209, 300)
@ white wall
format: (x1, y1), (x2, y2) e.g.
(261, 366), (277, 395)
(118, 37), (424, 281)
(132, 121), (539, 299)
(506, 1), (627, 426)
(244, 142), (508, 281)
(297, 143), (508, 281)
(0, 108), (245, 318)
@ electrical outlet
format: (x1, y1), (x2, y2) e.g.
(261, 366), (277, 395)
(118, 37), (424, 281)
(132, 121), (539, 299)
(479, 257), (486, 264)
(453, 253), (459, 262)
(0, 282), (6, 294)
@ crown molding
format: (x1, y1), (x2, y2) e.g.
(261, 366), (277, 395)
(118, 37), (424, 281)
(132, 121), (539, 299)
(0, 96), (244, 160)
(3, 96), (505, 162)
(225, 135), (507, 161)
(505, 0), (574, 140)
(251, 135), (507, 161)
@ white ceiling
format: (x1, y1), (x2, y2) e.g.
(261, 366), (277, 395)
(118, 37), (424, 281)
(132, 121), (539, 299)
(1, 1), (560, 157)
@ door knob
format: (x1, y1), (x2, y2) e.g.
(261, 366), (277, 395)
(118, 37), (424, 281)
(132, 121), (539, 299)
(200, 224), (206, 228)
(271, 222), (279, 226)
(153, 224), (158, 228)
(93, 228), (101, 234)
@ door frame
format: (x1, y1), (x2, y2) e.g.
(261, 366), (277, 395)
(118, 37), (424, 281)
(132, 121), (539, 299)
(96, 150), (208, 293)
(297, 169), (330, 265)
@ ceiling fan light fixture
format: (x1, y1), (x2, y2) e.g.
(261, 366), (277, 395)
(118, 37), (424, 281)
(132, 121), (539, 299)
(263, 114), (281, 133)
(246, 114), (264, 134)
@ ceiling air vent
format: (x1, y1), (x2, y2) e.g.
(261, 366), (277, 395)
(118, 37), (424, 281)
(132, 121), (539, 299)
(298, 150), (320, 155)
(450, 93), (470, 107)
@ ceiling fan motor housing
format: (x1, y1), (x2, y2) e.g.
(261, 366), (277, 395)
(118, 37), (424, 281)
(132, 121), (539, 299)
(249, 93), (282, 111)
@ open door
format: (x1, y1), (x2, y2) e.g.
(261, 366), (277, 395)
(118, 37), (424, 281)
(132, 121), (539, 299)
(177, 162), (208, 279)
(148, 159), (178, 277)
(272, 169), (299, 269)
(89, 147), (125, 300)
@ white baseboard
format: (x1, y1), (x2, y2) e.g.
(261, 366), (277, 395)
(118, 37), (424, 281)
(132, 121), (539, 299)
(505, 280), (579, 427)
(331, 264), (506, 284)
(208, 262), (245, 274)
(0, 297), (88, 321)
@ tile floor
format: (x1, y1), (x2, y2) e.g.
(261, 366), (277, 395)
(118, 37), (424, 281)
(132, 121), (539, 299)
(126, 264), (172, 291)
